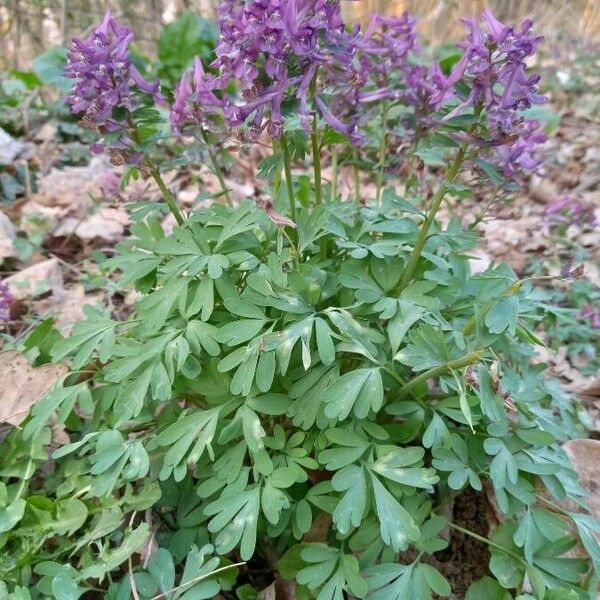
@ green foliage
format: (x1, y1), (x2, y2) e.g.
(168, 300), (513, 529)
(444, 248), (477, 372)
(1, 10), (598, 600)
(157, 11), (219, 84)
(2, 186), (596, 597)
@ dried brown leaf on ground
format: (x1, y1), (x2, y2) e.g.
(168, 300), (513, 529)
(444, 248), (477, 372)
(5, 257), (63, 300)
(34, 284), (103, 334)
(563, 439), (600, 518)
(34, 158), (109, 210)
(0, 351), (67, 426)
(0, 212), (17, 260)
(55, 206), (130, 242)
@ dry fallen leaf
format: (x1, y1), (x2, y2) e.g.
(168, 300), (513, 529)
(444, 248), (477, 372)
(0, 351), (67, 426)
(563, 439), (600, 518)
(34, 284), (102, 334)
(6, 257), (63, 300)
(0, 211), (16, 260)
(74, 206), (130, 242)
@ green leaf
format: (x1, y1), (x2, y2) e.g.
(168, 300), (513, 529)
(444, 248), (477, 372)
(331, 465), (367, 534)
(296, 545), (367, 600)
(154, 407), (221, 481)
(32, 46), (70, 92)
(369, 447), (438, 489)
(369, 473), (420, 552)
(365, 561), (450, 600)
(489, 522), (526, 589)
(158, 11), (218, 80)
(247, 393), (290, 416)
(80, 523), (149, 580)
(205, 486), (261, 560)
(51, 575), (81, 600)
(0, 498), (26, 532)
(216, 319), (266, 346)
(485, 296), (519, 335)
(51, 498), (88, 536)
(394, 324), (449, 371)
(465, 576), (512, 600)
(322, 368), (383, 421)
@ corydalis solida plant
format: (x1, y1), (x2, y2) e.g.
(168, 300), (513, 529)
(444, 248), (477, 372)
(4, 3), (598, 599)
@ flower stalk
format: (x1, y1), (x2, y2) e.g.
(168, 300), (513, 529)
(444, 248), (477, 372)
(150, 168), (185, 225)
(397, 349), (482, 398)
(396, 144), (468, 293)
(280, 134), (297, 222)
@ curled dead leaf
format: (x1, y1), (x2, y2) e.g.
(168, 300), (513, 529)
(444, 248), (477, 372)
(5, 258), (63, 300)
(0, 351), (67, 426)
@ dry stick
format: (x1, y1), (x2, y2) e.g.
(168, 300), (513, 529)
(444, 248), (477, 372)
(375, 100), (389, 203)
(200, 129), (232, 206)
(353, 150), (361, 203)
(149, 562), (246, 600)
(330, 149), (338, 202)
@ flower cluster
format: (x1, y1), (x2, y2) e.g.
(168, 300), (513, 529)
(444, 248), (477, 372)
(580, 304), (600, 329)
(437, 9), (547, 175)
(65, 11), (163, 160)
(171, 57), (228, 134)
(210, 0), (360, 139)
(545, 195), (597, 229)
(0, 280), (12, 322)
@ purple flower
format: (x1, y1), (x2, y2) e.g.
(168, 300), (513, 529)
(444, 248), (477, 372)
(580, 305), (600, 330)
(171, 57), (228, 134)
(65, 11), (163, 156)
(433, 9), (547, 174)
(209, 0), (358, 140)
(0, 280), (12, 322)
(545, 195), (597, 228)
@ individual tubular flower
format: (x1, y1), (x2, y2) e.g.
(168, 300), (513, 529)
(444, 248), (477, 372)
(0, 280), (12, 322)
(65, 10), (163, 159)
(171, 57), (228, 134)
(211, 0), (359, 140)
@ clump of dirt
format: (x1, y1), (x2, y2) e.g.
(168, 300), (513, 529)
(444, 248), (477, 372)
(427, 488), (491, 599)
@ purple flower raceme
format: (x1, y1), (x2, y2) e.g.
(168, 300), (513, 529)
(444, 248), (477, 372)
(0, 280), (12, 322)
(65, 11), (164, 161)
(436, 9), (547, 175)
(210, 0), (360, 140)
(545, 195), (597, 229)
(580, 305), (600, 330)
(171, 57), (228, 134)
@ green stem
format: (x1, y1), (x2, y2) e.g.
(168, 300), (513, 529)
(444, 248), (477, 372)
(330, 150), (338, 202)
(150, 169), (184, 225)
(14, 436), (36, 501)
(201, 130), (231, 206)
(353, 150), (360, 203)
(448, 522), (525, 563)
(462, 281), (522, 335)
(280, 134), (297, 222)
(376, 101), (389, 203)
(310, 79), (322, 206)
(397, 350), (482, 398)
(396, 144), (468, 293)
